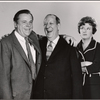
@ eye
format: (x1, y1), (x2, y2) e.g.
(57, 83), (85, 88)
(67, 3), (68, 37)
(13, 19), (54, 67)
(44, 23), (46, 26)
(87, 27), (91, 30)
(29, 20), (33, 24)
(22, 21), (27, 24)
(80, 26), (84, 29)
(49, 22), (53, 25)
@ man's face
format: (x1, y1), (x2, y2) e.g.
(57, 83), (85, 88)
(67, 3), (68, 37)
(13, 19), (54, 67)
(44, 15), (59, 40)
(15, 13), (33, 37)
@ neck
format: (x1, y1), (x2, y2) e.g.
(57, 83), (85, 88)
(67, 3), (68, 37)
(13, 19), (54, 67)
(82, 37), (92, 50)
(82, 37), (92, 44)
(48, 34), (59, 41)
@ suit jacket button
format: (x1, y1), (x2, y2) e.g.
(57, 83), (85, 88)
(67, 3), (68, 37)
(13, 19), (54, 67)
(44, 77), (46, 79)
(44, 90), (46, 92)
(13, 91), (16, 97)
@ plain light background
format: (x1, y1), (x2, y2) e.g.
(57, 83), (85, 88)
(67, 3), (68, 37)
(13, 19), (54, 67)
(0, 1), (100, 42)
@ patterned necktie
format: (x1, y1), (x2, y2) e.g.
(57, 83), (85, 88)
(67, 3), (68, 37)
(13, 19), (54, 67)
(46, 41), (53, 60)
(25, 37), (36, 80)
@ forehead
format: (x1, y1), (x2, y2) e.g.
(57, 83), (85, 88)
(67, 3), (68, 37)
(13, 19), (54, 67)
(18, 13), (33, 20)
(81, 23), (92, 27)
(44, 15), (56, 23)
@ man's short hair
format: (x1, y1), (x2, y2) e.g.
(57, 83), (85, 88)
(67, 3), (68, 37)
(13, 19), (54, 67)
(13, 9), (33, 23)
(44, 14), (60, 24)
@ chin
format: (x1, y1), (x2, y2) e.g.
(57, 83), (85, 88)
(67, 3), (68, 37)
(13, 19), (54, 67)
(47, 34), (52, 38)
(26, 32), (31, 35)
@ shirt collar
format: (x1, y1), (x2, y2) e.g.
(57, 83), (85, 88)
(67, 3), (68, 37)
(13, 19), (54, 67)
(47, 35), (59, 45)
(47, 36), (60, 50)
(14, 30), (25, 42)
(52, 35), (60, 45)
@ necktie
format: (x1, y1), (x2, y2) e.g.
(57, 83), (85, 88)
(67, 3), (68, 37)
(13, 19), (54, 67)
(46, 41), (53, 60)
(25, 37), (36, 80)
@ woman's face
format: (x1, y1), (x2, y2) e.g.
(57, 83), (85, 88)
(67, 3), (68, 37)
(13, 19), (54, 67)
(79, 23), (93, 40)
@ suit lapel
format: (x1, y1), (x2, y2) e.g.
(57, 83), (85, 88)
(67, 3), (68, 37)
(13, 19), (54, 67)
(42, 38), (47, 61)
(11, 31), (30, 66)
(48, 36), (64, 61)
(29, 31), (42, 74)
(29, 31), (41, 54)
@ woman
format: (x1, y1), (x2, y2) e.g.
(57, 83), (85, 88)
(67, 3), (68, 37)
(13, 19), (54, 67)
(77, 16), (100, 99)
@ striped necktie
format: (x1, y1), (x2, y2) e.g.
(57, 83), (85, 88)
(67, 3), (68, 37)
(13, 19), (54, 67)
(25, 37), (36, 80)
(46, 41), (53, 60)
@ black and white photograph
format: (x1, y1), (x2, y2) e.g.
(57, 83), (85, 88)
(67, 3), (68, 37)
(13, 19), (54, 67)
(0, 1), (100, 99)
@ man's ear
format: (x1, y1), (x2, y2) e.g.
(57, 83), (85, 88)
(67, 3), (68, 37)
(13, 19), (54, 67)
(14, 22), (17, 29)
(58, 23), (61, 31)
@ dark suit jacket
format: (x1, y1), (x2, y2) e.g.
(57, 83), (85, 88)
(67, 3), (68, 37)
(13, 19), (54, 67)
(0, 30), (42, 99)
(33, 36), (83, 99)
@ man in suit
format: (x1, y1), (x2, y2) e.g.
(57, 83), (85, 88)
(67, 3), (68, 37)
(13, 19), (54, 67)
(33, 14), (83, 99)
(0, 9), (41, 99)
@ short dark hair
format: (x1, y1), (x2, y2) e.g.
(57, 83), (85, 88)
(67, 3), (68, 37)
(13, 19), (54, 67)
(13, 9), (33, 23)
(78, 16), (97, 34)
(44, 14), (60, 24)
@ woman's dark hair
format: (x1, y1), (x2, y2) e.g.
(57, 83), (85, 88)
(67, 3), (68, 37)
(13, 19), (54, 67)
(78, 16), (97, 34)
(13, 9), (33, 23)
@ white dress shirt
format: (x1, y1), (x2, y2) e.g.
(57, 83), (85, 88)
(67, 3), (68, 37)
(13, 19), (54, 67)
(14, 31), (36, 63)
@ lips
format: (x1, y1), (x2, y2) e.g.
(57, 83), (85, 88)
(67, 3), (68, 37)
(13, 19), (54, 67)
(47, 30), (52, 33)
(83, 34), (87, 35)
(24, 28), (31, 32)
(46, 28), (53, 33)
(25, 28), (30, 30)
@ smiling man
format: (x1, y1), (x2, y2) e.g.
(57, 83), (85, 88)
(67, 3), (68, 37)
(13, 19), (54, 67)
(0, 9), (42, 99)
(33, 14), (83, 99)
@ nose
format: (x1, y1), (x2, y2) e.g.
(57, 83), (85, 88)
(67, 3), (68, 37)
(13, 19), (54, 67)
(45, 24), (50, 29)
(83, 28), (87, 33)
(26, 22), (31, 27)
